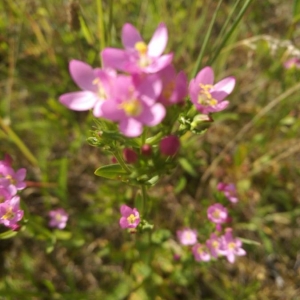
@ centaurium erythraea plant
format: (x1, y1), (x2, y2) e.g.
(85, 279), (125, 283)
(58, 21), (245, 265)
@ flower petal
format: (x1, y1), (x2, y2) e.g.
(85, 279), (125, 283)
(59, 91), (98, 111)
(69, 60), (97, 92)
(119, 118), (143, 137)
(148, 23), (168, 57)
(120, 204), (132, 216)
(101, 99), (125, 121)
(101, 48), (130, 72)
(195, 66), (214, 85)
(137, 103), (166, 126)
(122, 23), (143, 49)
(145, 53), (173, 73)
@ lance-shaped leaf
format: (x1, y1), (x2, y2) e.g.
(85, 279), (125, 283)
(94, 164), (129, 179)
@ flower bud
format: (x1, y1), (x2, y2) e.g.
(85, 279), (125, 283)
(123, 148), (138, 164)
(141, 144), (152, 156)
(159, 135), (180, 156)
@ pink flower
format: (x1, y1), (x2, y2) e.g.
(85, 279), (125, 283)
(101, 23), (173, 74)
(157, 65), (188, 106)
(207, 203), (228, 231)
(119, 205), (140, 229)
(59, 60), (115, 117)
(189, 66), (235, 114)
(220, 228), (246, 263)
(0, 196), (24, 229)
(0, 188), (13, 203)
(0, 163), (26, 196)
(48, 208), (69, 229)
(217, 182), (238, 203)
(192, 243), (211, 262)
(159, 135), (180, 156)
(177, 228), (197, 246)
(284, 57), (300, 69)
(206, 233), (224, 258)
(101, 74), (165, 137)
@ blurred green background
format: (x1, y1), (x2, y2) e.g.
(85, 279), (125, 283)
(1, 0), (300, 299)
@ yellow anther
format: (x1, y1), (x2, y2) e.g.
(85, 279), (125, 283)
(127, 214), (137, 224)
(162, 81), (175, 100)
(135, 41), (148, 55)
(120, 99), (142, 117)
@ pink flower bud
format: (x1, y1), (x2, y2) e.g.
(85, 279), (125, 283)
(123, 148), (138, 164)
(141, 144), (152, 156)
(159, 135), (180, 156)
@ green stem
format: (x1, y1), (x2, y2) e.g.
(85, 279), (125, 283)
(191, 0), (223, 78)
(0, 117), (39, 167)
(141, 185), (147, 214)
(113, 149), (131, 173)
(96, 0), (106, 56)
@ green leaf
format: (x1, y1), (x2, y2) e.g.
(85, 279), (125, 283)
(94, 164), (129, 179)
(178, 158), (197, 177)
(134, 191), (144, 214)
(0, 230), (17, 239)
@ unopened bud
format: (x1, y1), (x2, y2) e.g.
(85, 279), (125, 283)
(159, 135), (180, 156)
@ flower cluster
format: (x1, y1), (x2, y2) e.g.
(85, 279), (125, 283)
(177, 201), (245, 264)
(59, 23), (235, 138)
(0, 154), (26, 230)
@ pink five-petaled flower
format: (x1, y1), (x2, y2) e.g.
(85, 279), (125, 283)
(284, 57), (300, 70)
(101, 23), (173, 74)
(217, 182), (238, 203)
(48, 208), (69, 229)
(189, 66), (235, 114)
(157, 65), (188, 106)
(119, 205), (140, 229)
(220, 228), (246, 263)
(207, 203), (228, 231)
(101, 74), (165, 137)
(0, 162), (26, 196)
(177, 228), (198, 246)
(0, 196), (24, 229)
(192, 243), (211, 262)
(206, 233), (224, 259)
(59, 60), (115, 117)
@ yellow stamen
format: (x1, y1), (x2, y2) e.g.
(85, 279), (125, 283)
(127, 214), (137, 224)
(120, 99), (142, 117)
(135, 41), (148, 55)
(162, 81), (175, 100)
(198, 84), (218, 106)
(2, 208), (14, 220)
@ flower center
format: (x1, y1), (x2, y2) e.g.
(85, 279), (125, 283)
(6, 175), (16, 185)
(135, 41), (148, 55)
(127, 214), (137, 224)
(198, 84), (217, 106)
(2, 207), (14, 220)
(212, 209), (220, 219)
(162, 81), (175, 100)
(134, 41), (151, 67)
(93, 78), (107, 99)
(228, 242), (236, 250)
(184, 231), (194, 241)
(212, 240), (219, 249)
(120, 99), (142, 117)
